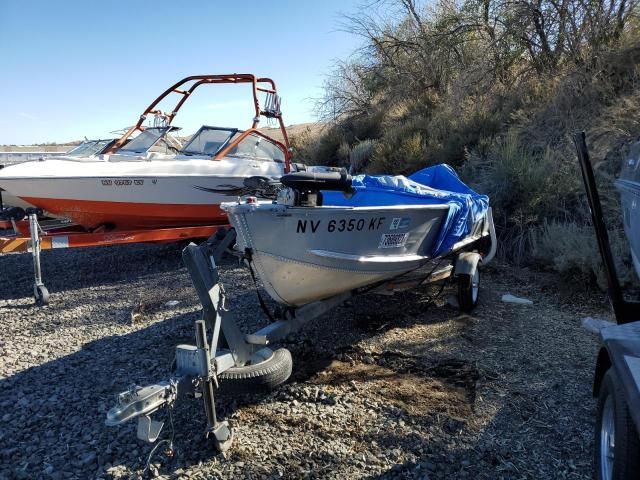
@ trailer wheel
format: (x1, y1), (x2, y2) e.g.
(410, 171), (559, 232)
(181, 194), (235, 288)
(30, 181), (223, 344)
(595, 368), (640, 480)
(218, 348), (292, 395)
(34, 285), (49, 306)
(457, 269), (479, 312)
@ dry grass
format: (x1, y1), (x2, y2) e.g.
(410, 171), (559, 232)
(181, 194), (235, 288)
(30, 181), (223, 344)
(229, 263), (604, 478)
(260, 122), (327, 146)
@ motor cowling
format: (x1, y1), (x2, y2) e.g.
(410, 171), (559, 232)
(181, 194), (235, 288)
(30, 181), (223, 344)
(278, 170), (353, 207)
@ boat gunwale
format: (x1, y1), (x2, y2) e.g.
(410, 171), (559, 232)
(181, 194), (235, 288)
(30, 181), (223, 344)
(224, 203), (451, 213)
(0, 172), (282, 181)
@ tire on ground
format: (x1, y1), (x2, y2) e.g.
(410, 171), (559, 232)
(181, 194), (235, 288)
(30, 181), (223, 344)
(34, 285), (49, 306)
(457, 270), (479, 313)
(218, 348), (292, 395)
(594, 368), (640, 480)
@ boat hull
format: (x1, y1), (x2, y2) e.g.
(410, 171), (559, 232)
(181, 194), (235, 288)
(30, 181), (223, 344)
(0, 158), (284, 229)
(0, 191), (36, 211)
(224, 202), (450, 306)
(19, 196), (225, 229)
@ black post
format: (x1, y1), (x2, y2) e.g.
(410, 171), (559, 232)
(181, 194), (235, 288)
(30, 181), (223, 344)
(573, 132), (640, 323)
(195, 320), (218, 429)
(0, 165), (4, 211)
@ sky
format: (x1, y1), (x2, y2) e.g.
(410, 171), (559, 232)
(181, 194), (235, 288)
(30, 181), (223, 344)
(0, 0), (363, 145)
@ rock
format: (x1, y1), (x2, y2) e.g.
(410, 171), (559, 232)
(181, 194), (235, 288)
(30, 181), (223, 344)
(501, 294), (533, 305)
(80, 451), (97, 466)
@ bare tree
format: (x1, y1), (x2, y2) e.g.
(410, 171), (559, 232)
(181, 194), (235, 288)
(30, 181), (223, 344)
(319, 0), (638, 120)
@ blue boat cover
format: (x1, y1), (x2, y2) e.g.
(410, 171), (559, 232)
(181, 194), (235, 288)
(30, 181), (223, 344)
(322, 164), (489, 255)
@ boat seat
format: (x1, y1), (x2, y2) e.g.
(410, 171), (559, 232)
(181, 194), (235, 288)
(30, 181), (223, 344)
(280, 170), (352, 192)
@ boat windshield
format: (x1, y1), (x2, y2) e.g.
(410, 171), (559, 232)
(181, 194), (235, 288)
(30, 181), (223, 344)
(180, 126), (238, 156)
(119, 127), (171, 154)
(226, 132), (285, 162)
(66, 139), (113, 157)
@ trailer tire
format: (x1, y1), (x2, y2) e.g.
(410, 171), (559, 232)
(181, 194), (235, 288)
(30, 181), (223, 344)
(218, 348), (292, 395)
(594, 368), (640, 480)
(457, 269), (479, 312)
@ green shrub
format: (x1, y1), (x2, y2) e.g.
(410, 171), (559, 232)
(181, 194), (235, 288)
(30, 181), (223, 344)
(349, 139), (378, 173)
(532, 221), (636, 289)
(337, 141), (351, 168)
(289, 126), (316, 163)
(423, 105), (503, 167)
(367, 116), (429, 173)
(310, 126), (346, 166)
(466, 134), (560, 219)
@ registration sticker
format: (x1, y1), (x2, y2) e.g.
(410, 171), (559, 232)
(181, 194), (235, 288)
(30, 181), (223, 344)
(389, 217), (411, 230)
(379, 232), (409, 248)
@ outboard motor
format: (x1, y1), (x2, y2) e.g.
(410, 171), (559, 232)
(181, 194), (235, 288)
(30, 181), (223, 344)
(242, 176), (282, 199)
(278, 170), (353, 207)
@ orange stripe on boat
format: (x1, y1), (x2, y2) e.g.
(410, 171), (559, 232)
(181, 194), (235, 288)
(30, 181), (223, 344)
(21, 197), (227, 230)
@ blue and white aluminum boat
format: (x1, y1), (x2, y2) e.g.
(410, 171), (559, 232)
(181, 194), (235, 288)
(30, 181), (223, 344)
(223, 164), (495, 307)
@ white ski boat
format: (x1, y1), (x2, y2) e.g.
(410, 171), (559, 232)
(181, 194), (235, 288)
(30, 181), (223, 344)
(0, 139), (115, 213)
(0, 74), (294, 230)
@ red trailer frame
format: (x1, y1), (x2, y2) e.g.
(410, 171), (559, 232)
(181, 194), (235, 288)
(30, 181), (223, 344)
(0, 220), (228, 254)
(0, 215), (232, 306)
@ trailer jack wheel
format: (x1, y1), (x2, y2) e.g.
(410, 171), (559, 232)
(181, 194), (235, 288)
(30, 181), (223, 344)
(34, 284), (49, 306)
(457, 269), (479, 312)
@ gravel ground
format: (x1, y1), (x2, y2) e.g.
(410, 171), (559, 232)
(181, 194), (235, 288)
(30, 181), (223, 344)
(0, 241), (609, 479)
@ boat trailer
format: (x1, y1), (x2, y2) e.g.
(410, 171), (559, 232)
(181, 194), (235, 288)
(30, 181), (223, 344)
(104, 210), (496, 453)
(0, 208), (233, 305)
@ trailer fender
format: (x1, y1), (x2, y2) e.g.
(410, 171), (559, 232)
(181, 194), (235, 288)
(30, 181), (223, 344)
(593, 346), (612, 397)
(454, 252), (482, 277)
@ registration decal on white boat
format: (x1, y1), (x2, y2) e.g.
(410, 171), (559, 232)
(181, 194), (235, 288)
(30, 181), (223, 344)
(101, 179), (146, 186)
(379, 232), (409, 248)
